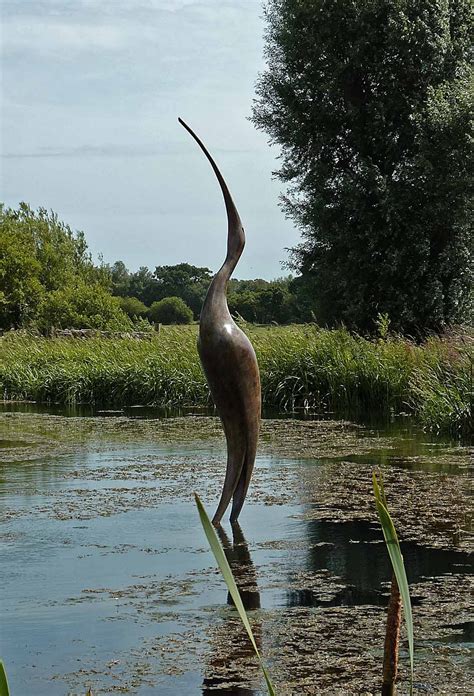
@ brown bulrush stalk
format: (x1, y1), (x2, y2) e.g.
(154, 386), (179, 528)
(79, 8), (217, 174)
(382, 572), (402, 695)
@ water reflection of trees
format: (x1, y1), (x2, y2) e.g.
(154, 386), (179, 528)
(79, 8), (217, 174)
(202, 523), (260, 696)
(287, 518), (470, 610)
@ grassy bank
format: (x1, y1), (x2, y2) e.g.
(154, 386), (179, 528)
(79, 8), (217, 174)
(0, 326), (472, 437)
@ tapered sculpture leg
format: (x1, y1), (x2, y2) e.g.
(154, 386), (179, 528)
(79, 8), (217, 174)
(230, 430), (258, 522)
(212, 423), (247, 526)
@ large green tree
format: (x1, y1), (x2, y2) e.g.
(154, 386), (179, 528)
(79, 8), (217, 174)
(108, 260), (131, 297)
(252, 0), (473, 334)
(128, 267), (157, 306)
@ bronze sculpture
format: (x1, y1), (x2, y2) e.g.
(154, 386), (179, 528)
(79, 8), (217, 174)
(179, 118), (261, 526)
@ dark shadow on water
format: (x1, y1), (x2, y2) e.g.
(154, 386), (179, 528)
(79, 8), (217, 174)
(287, 585), (404, 608)
(202, 683), (256, 696)
(0, 402), (216, 419)
(202, 523), (260, 696)
(0, 439), (30, 448)
(433, 620), (474, 646)
(331, 452), (472, 474)
(286, 518), (471, 609)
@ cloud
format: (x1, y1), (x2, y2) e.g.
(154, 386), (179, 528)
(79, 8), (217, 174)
(2, 142), (252, 159)
(2, 18), (127, 55)
(2, 1), (230, 18)
(2, 1), (260, 56)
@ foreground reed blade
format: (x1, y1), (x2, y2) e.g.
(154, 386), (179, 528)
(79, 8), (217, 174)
(194, 493), (276, 696)
(0, 661), (9, 696)
(373, 470), (414, 695)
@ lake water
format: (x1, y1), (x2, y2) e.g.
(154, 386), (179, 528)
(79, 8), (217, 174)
(0, 405), (472, 694)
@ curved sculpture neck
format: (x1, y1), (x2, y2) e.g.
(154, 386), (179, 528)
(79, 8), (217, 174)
(178, 118), (244, 321)
(202, 259), (235, 324)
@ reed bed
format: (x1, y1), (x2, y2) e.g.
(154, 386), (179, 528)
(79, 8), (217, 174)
(0, 325), (472, 437)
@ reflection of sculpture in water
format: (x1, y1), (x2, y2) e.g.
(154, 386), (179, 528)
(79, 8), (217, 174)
(202, 523), (261, 695)
(217, 523), (261, 611)
(179, 118), (261, 526)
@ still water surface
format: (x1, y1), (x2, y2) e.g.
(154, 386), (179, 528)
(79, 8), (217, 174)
(0, 405), (472, 694)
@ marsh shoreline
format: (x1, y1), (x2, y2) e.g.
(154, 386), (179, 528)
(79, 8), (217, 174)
(1, 326), (472, 439)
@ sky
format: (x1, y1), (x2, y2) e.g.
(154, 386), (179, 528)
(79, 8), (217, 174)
(1, 0), (300, 279)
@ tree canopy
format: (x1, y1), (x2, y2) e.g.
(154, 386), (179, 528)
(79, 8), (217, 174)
(107, 261), (303, 325)
(107, 262), (212, 318)
(252, 0), (473, 334)
(228, 277), (305, 323)
(0, 203), (130, 331)
(153, 264), (212, 317)
(0, 203), (334, 331)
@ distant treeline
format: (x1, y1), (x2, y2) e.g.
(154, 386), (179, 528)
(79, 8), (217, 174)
(107, 260), (312, 325)
(2, 202), (470, 336)
(0, 202), (310, 333)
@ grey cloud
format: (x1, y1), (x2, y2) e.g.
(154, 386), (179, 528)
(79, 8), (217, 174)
(2, 143), (252, 159)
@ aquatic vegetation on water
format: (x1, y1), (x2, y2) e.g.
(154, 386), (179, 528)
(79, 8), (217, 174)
(196, 474), (416, 696)
(1, 414), (471, 551)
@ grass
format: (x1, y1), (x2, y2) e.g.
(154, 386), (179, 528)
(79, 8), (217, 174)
(0, 325), (472, 437)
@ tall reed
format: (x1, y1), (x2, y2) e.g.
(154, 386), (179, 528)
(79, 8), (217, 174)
(0, 326), (471, 436)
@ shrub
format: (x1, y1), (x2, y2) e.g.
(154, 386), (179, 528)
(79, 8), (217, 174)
(148, 297), (193, 325)
(38, 282), (132, 331)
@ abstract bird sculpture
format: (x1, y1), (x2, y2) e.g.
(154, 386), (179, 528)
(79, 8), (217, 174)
(179, 118), (261, 526)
